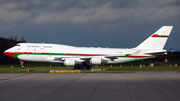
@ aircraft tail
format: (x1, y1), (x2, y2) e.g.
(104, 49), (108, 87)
(135, 26), (173, 49)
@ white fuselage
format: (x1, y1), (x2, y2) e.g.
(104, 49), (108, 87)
(4, 43), (152, 64)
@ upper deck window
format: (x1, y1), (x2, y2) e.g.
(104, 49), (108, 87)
(28, 46), (39, 47)
(44, 46), (52, 48)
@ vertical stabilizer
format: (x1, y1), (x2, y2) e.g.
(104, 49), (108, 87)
(135, 26), (173, 49)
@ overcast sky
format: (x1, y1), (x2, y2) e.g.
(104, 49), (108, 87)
(0, 0), (180, 50)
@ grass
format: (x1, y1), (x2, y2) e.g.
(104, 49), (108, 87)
(0, 61), (180, 73)
(0, 66), (180, 73)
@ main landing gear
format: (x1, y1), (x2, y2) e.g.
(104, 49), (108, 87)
(20, 60), (24, 68)
(74, 63), (91, 70)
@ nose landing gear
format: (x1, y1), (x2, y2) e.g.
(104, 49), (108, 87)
(20, 60), (24, 68)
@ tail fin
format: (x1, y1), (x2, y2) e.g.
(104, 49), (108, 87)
(135, 26), (173, 49)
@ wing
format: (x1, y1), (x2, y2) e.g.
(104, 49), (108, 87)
(51, 53), (127, 63)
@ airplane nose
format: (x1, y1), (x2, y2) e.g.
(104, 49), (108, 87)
(4, 50), (15, 59)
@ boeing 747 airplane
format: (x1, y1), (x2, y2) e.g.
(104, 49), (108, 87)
(4, 26), (173, 69)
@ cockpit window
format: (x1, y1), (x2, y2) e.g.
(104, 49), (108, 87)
(15, 45), (20, 46)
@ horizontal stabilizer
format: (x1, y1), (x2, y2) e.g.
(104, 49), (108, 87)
(145, 50), (167, 55)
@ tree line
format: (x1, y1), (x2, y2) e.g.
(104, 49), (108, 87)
(0, 36), (26, 64)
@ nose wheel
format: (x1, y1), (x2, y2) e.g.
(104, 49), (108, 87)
(21, 65), (24, 68)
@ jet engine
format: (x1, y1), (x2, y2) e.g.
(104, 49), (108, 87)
(64, 59), (75, 66)
(90, 57), (107, 65)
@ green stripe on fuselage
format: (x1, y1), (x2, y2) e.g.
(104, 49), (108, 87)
(155, 36), (168, 38)
(13, 53), (95, 59)
(13, 53), (154, 59)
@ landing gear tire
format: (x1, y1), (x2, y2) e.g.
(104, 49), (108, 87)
(21, 65), (24, 68)
(74, 65), (78, 69)
(74, 65), (81, 70)
(74, 64), (91, 70)
(88, 66), (91, 69)
(79, 65), (83, 69)
(83, 63), (91, 69)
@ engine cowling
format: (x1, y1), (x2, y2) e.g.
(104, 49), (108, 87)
(90, 57), (102, 65)
(64, 59), (75, 66)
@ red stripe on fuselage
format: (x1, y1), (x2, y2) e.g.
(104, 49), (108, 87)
(151, 34), (169, 37)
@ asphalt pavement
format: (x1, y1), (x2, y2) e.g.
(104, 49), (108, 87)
(0, 71), (180, 101)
